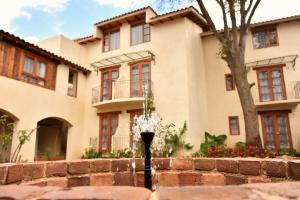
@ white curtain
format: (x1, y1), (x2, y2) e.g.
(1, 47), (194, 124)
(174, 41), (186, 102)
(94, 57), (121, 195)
(132, 24), (142, 45)
(110, 31), (120, 50)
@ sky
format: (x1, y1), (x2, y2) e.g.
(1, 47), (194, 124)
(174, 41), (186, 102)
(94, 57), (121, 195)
(0, 0), (300, 43)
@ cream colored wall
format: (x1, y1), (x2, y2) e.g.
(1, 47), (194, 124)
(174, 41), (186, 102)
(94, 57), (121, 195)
(80, 16), (206, 152)
(37, 35), (88, 67)
(0, 64), (87, 161)
(202, 20), (300, 150)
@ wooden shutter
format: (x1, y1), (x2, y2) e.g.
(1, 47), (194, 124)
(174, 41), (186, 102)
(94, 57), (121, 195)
(12, 48), (21, 79)
(46, 62), (57, 90)
(0, 42), (20, 78)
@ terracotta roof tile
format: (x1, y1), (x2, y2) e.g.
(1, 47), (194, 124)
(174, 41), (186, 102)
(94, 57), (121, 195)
(0, 29), (90, 74)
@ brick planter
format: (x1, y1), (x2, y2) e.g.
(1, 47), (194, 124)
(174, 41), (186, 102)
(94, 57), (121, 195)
(0, 158), (298, 187)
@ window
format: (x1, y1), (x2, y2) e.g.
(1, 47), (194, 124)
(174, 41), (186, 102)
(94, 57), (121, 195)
(130, 61), (151, 97)
(99, 112), (120, 153)
(128, 109), (143, 150)
(229, 116), (240, 135)
(252, 27), (278, 49)
(261, 111), (292, 149)
(103, 29), (120, 52)
(131, 23), (150, 45)
(20, 55), (47, 87)
(256, 66), (286, 102)
(101, 67), (119, 101)
(67, 69), (78, 97)
(225, 74), (235, 91)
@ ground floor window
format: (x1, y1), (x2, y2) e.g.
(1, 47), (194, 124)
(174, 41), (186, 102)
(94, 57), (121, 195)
(99, 112), (120, 153)
(229, 116), (240, 135)
(128, 109), (143, 150)
(260, 111), (292, 149)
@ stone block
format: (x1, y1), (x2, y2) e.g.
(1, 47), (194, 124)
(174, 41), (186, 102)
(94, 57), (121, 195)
(262, 160), (286, 178)
(67, 176), (90, 187)
(194, 158), (215, 171)
(6, 164), (23, 184)
(157, 172), (179, 187)
(131, 158), (144, 172)
(68, 160), (90, 175)
(178, 172), (202, 186)
(47, 178), (68, 187)
(171, 158), (193, 170)
(111, 159), (130, 172)
(113, 172), (134, 186)
(152, 158), (170, 170)
(201, 173), (225, 186)
(247, 176), (271, 183)
(23, 163), (45, 181)
(90, 159), (111, 172)
(216, 159), (238, 173)
(239, 160), (261, 175)
(225, 174), (246, 185)
(288, 160), (300, 180)
(90, 173), (113, 186)
(46, 162), (67, 177)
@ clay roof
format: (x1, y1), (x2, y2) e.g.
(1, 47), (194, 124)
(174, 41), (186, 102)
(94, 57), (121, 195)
(149, 6), (208, 30)
(201, 14), (300, 37)
(73, 35), (101, 44)
(94, 6), (156, 28)
(75, 6), (209, 42)
(0, 29), (90, 74)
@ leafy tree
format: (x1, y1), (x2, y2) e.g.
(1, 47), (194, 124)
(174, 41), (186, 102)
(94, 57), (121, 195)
(157, 0), (262, 148)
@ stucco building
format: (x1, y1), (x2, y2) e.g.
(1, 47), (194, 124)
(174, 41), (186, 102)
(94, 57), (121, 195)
(0, 6), (300, 161)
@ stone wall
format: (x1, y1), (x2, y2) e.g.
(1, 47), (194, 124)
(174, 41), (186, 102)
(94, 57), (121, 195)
(0, 158), (299, 187)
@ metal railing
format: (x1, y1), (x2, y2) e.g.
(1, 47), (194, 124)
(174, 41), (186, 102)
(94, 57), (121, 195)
(111, 134), (130, 151)
(92, 80), (152, 104)
(253, 81), (300, 102)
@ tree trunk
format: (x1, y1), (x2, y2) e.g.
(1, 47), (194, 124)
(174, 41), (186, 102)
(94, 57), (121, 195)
(232, 58), (262, 149)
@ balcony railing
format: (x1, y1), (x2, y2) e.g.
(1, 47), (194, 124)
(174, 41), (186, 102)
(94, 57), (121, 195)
(92, 80), (152, 104)
(254, 81), (300, 104)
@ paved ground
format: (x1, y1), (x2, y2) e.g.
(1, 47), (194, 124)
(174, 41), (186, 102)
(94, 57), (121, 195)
(0, 182), (300, 199)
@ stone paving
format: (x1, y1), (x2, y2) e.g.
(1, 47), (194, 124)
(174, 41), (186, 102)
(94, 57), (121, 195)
(0, 182), (300, 199)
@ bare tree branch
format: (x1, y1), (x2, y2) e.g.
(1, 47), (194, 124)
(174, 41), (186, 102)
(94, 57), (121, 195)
(227, 0), (238, 53)
(246, 0), (261, 26)
(216, 0), (230, 39)
(196, 0), (225, 43)
(245, 0), (254, 14)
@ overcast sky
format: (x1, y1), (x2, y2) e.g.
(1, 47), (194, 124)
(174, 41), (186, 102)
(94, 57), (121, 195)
(0, 0), (299, 43)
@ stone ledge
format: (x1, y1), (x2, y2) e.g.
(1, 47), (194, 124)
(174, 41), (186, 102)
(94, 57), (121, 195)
(0, 158), (299, 186)
(1, 182), (300, 200)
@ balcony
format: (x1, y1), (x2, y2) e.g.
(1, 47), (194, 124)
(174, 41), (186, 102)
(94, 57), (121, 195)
(92, 80), (152, 109)
(255, 81), (300, 111)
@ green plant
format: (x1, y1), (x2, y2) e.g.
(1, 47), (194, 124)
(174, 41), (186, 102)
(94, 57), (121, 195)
(1, 115), (34, 163)
(82, 147), (100, 159)
(200, 132), (227, 151)
(161, 121), (193, 157)
(235, 141), (246, 150)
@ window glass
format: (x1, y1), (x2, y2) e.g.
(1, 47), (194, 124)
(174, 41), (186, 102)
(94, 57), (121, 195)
(67, 70), (78, 97)
(276, 115), (289, 148)
(229, 117), (239, 135)
(132, 24), (143, 45)
(23, 57), (34, 74)
(263, 115), (276, 148)
(272, 70), (284, 101)
(110, 115), (118, 136)
(143, 24), (150, 42)
(253, 28), (278, 49)
(225, 74), (234, 90)
(132, 66), (140, 97)
(37, 62), (46, 78)
(110, 30), (120, 50)
(101, 117), (108, 150)
(258, 71), (271, 102)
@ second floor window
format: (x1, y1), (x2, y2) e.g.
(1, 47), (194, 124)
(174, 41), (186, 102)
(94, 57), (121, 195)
(103, 29), (120, 52)
(67, 69), (78, 97)
(257, 67), (286, 102)
(252, 27), (278, 49)
(130, 61), (150, 97)
(131, 23), (150, 45)
(225, 74), (235, 91)
(21, 56), (47, 86)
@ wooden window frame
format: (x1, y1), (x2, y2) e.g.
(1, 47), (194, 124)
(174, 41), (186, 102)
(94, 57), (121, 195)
(130, 21), (151, 46)
(19, 52), (48, 88)
(129, 60), (151, 97)
(99, 111), (121, 154)
(256, 66), (287, 102)
(127, 109), (143, 149)
(225, 74), (235, 91)
(252, 26), (279, 49)
(229, 116), (240, 135)
(67, 69), (78, 98)
(260, 110), (293, 150)
(102, 27), (120, 52)
(100, 66), (120, 101)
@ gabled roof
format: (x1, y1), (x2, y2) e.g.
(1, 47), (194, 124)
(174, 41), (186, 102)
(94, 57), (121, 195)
(0, 29), (90, 74)
(149, 6), (208, 30)
(201, 14), (300, 37)
(74, 35), (101, 44)
(94, 6), (157, 29)
(75, 6), (209, 42)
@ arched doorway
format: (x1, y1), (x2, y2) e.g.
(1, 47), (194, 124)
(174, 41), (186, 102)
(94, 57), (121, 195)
(0, 109), (18, 163)
(35, 117), (71, 161)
